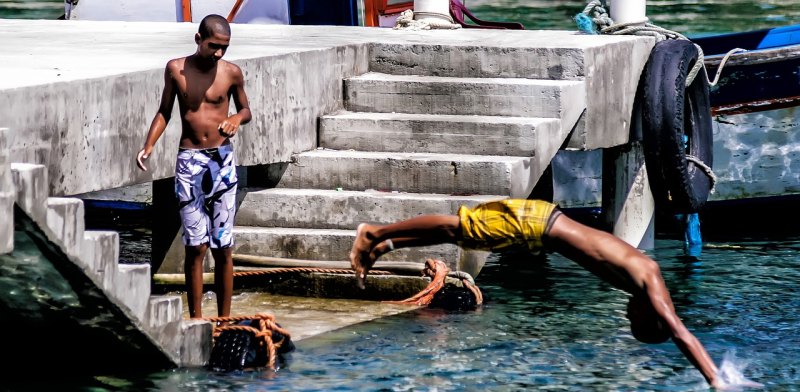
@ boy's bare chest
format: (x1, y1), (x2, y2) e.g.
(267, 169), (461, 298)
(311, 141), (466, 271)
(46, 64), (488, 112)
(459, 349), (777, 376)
(175, 73), (231, 107)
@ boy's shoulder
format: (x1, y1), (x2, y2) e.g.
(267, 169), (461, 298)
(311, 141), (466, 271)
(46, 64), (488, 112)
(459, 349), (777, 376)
(165, 56), (189, 69)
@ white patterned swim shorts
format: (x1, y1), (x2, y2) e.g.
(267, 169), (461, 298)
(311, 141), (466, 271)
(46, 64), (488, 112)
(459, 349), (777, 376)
(174, 144), (238, 248)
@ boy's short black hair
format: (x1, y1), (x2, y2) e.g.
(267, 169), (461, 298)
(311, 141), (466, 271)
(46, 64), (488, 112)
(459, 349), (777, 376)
(198, 14), (231, 39)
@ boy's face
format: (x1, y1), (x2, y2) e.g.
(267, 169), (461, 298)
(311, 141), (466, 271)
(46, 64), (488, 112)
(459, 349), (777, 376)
(195, 31), (230, 62)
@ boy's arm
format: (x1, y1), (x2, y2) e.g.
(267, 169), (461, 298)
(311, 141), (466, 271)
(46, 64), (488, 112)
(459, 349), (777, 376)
(645, 276), (720, 387)
(137, 62), (177, 171)
(219, 64), (251, 137)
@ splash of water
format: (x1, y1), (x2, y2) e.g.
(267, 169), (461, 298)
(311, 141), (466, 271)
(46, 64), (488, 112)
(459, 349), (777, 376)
(716, 350), (764, 390)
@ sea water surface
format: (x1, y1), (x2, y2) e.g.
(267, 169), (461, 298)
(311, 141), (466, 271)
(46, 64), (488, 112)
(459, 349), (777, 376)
(2, 0), (800, 390)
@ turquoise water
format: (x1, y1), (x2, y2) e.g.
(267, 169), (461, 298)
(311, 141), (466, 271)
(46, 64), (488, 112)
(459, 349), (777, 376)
(2, 0), (799, 35)
(6, 237), (800, 390)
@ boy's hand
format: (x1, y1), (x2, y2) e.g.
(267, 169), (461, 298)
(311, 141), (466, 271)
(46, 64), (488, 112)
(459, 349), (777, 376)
(219, 115), (242, 137)
(136, 147), (152, 171)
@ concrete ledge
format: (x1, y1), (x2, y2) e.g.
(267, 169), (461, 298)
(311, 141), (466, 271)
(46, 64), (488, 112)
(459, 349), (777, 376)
(116, 264), (151, 320)
(11, 163), (48, 226)
(180, 319), (213, 367)
(320, 111), (562, 156)
(370, 42), (587, 79)
(81, 231), (120, 289)
(46, 198), (85, 260)
(144, 295), (184, 363)
(236, 188), (506, 229)
(269, 149), (535, 198)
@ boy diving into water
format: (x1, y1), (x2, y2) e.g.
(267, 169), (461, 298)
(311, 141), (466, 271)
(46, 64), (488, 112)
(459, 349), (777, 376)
(136, 14), (251, 318)
(350, 199), (759, 388)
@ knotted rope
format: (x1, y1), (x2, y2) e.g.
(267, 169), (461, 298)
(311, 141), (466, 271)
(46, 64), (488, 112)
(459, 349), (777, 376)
(575, 0), (745, 87)
(394, 9), (462, 30)
(385, 258), (483, 306)
(203, 313), (291, 370)
(575, 0), (738, 187)
(233, 268), (393, 277)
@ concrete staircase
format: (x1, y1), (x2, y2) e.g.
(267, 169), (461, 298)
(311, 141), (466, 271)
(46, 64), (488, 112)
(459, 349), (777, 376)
(2, 158), (210, 369)
(233, 44), (587, 277)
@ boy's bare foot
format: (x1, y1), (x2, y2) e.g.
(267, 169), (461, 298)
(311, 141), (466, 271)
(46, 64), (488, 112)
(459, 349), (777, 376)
(350, 223), (376, 289)
(369, 239), (394, 262)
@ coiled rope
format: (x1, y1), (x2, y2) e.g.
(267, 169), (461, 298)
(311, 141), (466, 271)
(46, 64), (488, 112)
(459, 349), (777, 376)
(576, 0), (745, 87)
(203, 313), (291, 370)
(576, 0), (736, 189)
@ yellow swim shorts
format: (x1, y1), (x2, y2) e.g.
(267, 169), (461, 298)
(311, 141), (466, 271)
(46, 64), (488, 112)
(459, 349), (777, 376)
(457, 199), (560, 254)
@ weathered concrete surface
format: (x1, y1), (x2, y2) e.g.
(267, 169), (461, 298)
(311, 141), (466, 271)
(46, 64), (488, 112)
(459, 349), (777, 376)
(185, 291), (421, 341)
(0, 128), (12, 254)
(232, 226), (473, 267)
(0, 19), (652, 196)
(45, 198), (85, 260)
(236, 188), (505, 229)
(268, 149), (538, 198)
(369, 35), (655, 149)
(320, 112), (562, 157)
(601, 142), (655, 249)
(344, 73), (585, 133)
(8, 162), (211, 370)
(0, 20), (370, 196)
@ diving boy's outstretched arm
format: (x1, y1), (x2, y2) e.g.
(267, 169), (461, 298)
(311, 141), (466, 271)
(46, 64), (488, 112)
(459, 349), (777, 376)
(545, 214), (721, 386)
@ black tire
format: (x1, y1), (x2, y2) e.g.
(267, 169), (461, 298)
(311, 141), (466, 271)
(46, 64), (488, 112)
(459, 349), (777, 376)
(641, 40), (714, 213)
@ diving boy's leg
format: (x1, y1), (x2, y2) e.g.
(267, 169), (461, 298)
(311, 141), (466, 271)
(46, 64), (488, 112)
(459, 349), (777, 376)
(350, 215), (462, 289)
(210, 247), (233, 317)
(185, 244), (208, 318)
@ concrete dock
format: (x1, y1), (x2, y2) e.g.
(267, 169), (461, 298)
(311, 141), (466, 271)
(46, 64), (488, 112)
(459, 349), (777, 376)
(0, 19), (654, 373)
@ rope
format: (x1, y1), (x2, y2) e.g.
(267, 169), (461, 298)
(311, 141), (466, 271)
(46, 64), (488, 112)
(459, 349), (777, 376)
(394, 9), (461, 30)
(233, 267), (393, 278)
(576, 1), (736, 189)
(685, 154), (717, 194)
(575, 2), (747, 87)
(203, 313), (292, 370)
(386, 259), (483, 306)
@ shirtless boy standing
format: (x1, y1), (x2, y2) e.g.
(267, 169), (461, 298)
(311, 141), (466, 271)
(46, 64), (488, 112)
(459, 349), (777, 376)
(136, 14), (251, 318)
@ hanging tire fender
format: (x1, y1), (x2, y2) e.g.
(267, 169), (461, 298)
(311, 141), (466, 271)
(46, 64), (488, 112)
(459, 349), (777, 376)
(641, 39), (714, 213)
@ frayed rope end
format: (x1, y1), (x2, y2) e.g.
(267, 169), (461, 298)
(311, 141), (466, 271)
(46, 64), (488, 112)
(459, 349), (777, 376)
(574, 13), (597, 34)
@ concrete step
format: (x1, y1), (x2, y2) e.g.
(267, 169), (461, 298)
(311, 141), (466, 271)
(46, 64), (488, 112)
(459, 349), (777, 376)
(81, 231), (119, 290)
(269, 149), (537, 198)
(344, 73), (585, 129)
(236, 188), (507, 230)
(370, 37), (596, 80)
(0, 128), (11, 253)
(0, 191), (12, 253)
(144, 295), (184, 362)
(232, 226), (481, 270)
(145, 295), (183, 330)
(45, 198), (85, 260)
(180, 319), (213, 367)
(10, 163), (48, 226)
(115, 263), (151, 320)
(319, 111), (562, 156)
